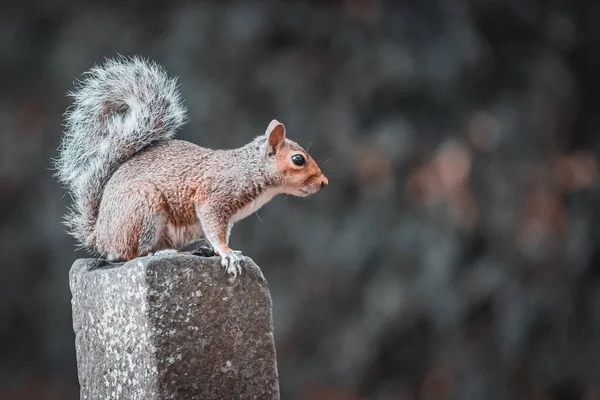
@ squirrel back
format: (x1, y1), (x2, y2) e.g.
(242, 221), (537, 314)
(54, 56), (187, 249)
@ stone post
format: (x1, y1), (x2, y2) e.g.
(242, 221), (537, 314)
(69, 253), (279, 399)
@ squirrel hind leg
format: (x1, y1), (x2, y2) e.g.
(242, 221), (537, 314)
(96, 182), (170, 260)
(137, 213), (169, 258)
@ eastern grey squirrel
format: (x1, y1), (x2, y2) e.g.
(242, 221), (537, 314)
(54, 56), (328, 277)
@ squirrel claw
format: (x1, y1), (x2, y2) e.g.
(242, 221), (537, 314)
(221, 251), (244, 277)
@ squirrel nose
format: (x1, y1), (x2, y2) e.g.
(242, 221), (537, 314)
(320, 176), (328, 189)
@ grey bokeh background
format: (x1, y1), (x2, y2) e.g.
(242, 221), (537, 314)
(2, 0), (600, 399)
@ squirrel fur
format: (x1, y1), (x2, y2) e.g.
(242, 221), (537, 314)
(55, 56), (328, 276)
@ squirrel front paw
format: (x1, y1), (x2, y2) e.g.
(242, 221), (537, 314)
(220, 250), (244, 277)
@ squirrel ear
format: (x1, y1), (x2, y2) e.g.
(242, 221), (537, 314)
(266, 119), (286, 152)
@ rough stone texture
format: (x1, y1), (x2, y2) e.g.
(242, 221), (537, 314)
(69, 253), (279, 400)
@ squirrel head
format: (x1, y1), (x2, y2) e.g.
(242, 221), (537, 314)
(264, 119), (328, 197)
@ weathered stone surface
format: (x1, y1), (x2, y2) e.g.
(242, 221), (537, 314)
(69, 253), (279, 400)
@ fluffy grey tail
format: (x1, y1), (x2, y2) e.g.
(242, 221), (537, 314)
(54, 56), (187, 249)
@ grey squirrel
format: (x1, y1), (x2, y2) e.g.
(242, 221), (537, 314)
(54, 56), (328, 277)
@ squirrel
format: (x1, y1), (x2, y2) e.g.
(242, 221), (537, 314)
(54, 56), (328, 277)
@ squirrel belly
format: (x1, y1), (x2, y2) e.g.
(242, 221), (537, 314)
(55, 56), (329, 277)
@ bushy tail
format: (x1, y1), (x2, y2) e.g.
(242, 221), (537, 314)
(54, 56), (187, 249)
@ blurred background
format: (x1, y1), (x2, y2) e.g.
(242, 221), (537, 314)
(2, 0), (600, 399)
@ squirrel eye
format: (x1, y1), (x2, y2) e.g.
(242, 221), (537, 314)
(291, 154), (306, 166)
